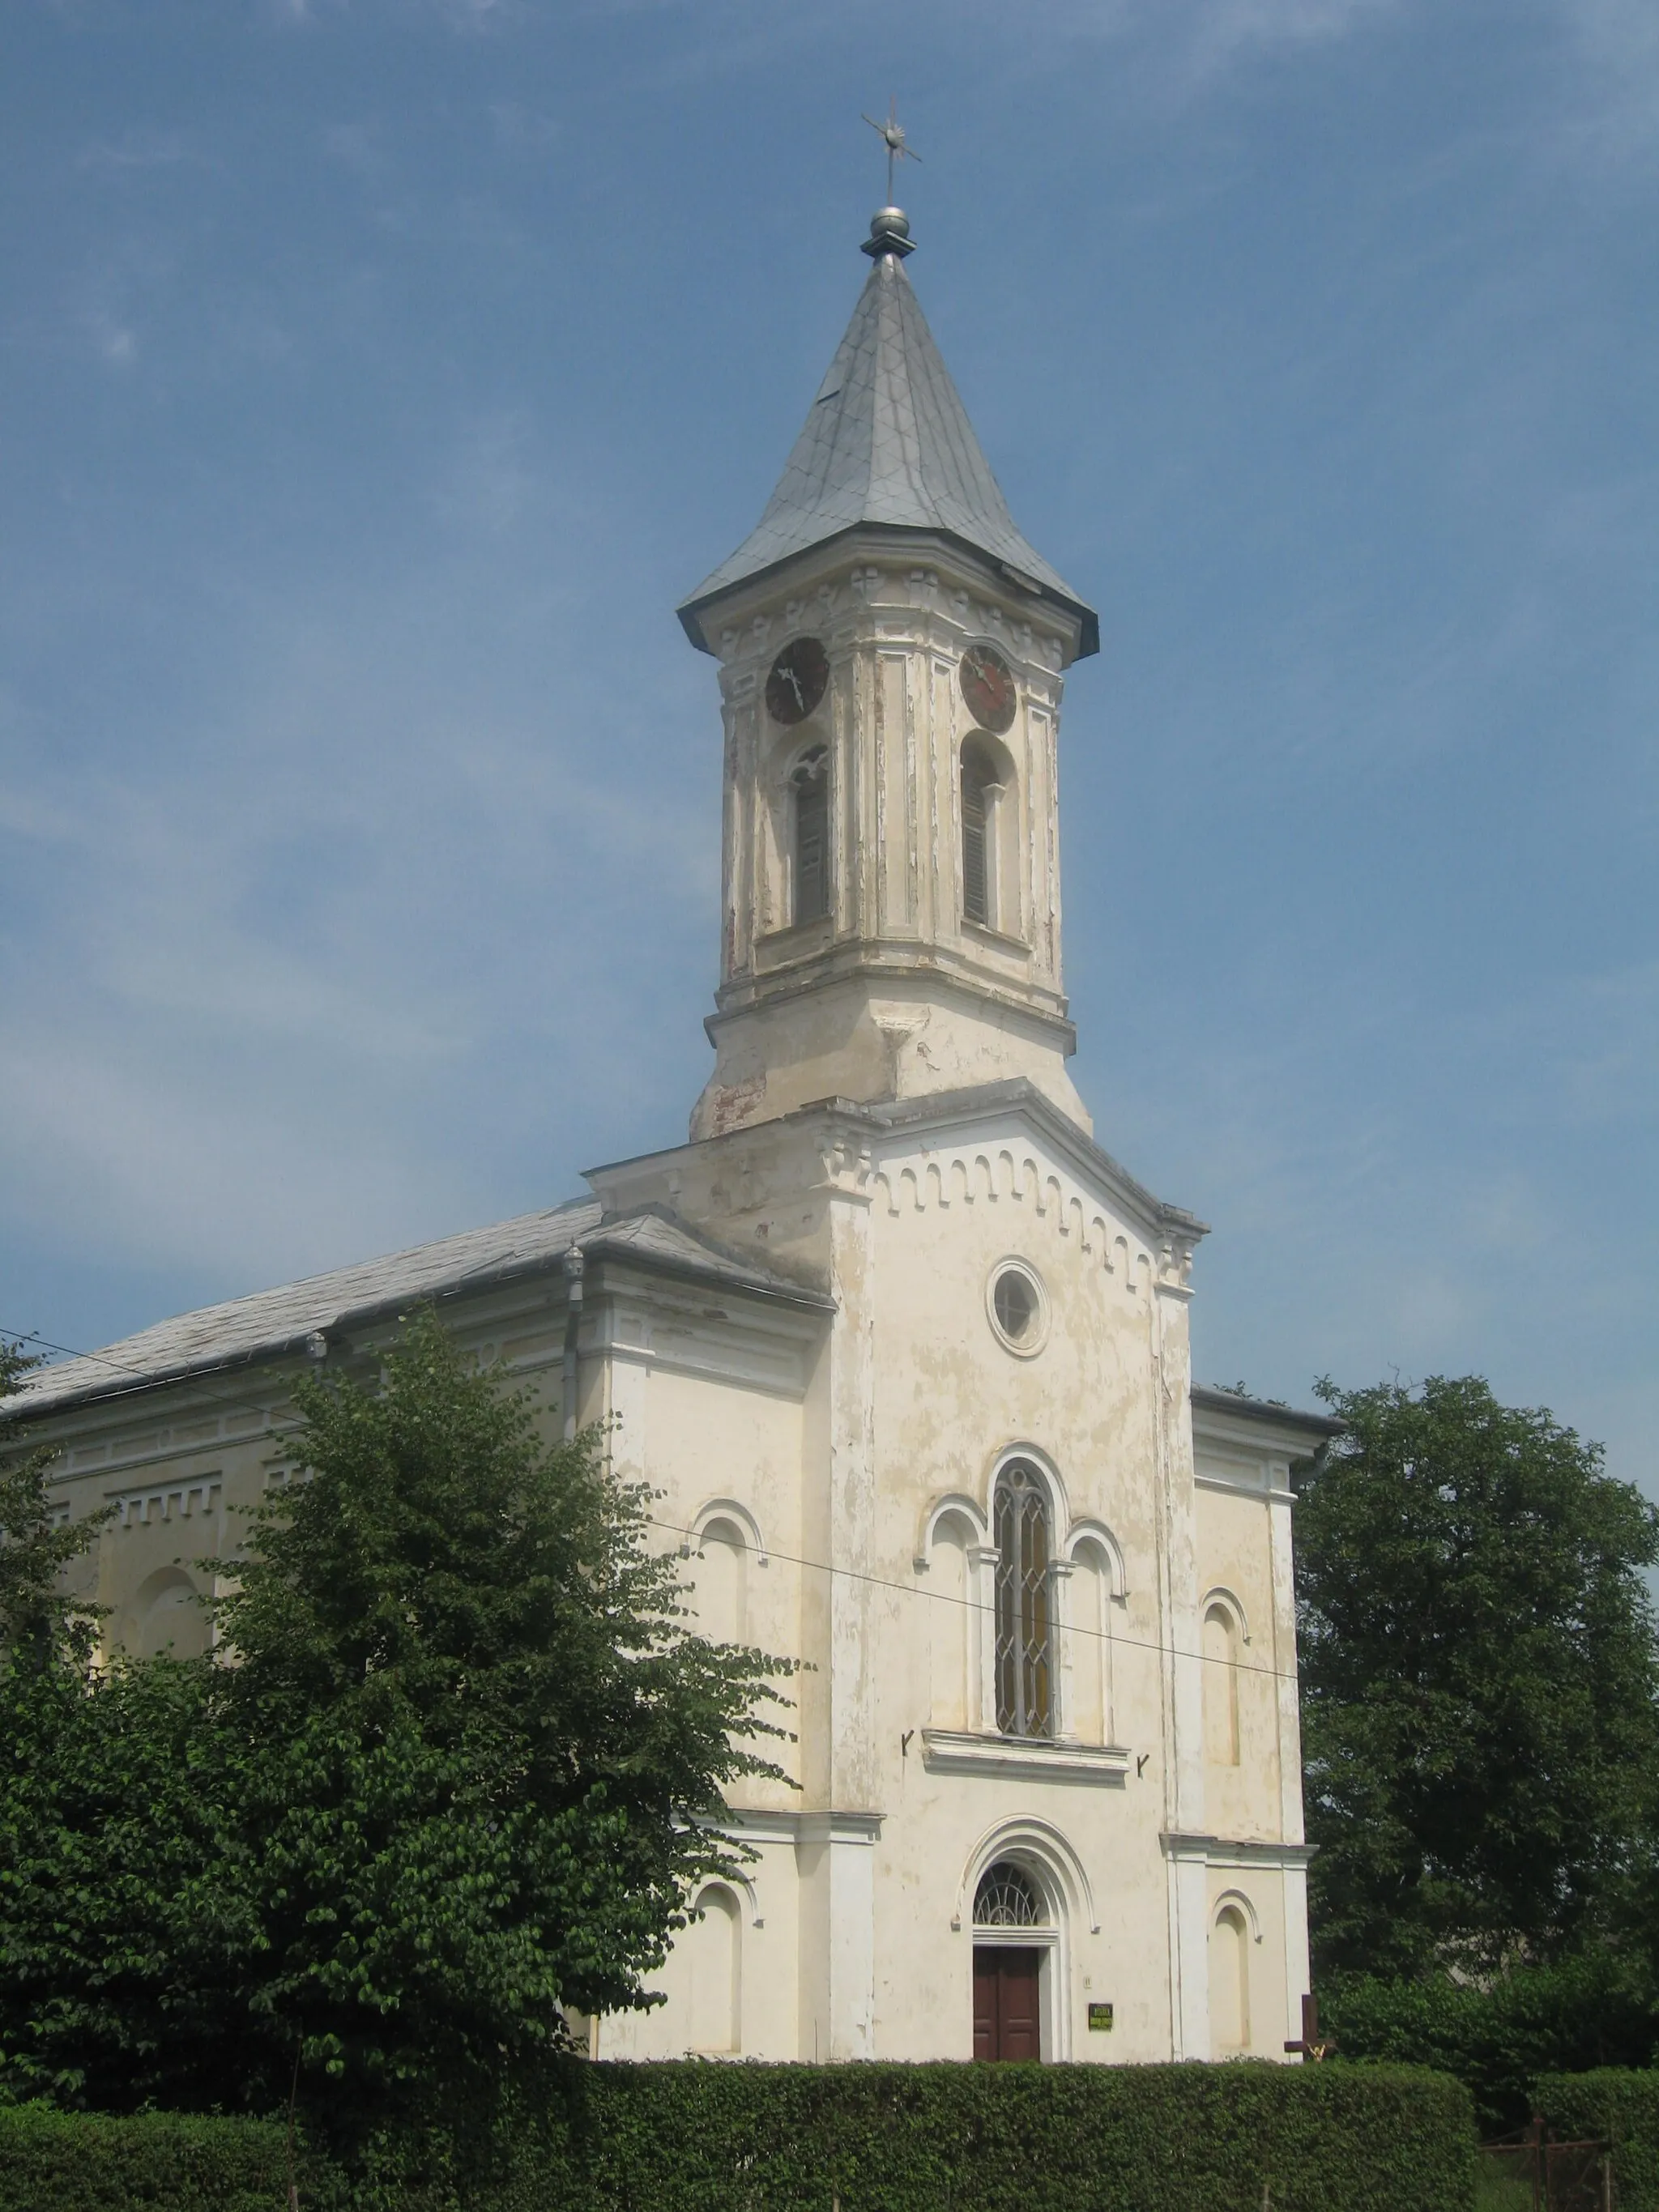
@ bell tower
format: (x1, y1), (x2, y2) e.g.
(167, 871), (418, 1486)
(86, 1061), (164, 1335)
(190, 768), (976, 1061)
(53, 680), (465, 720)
(680, 203), (1100, 1143)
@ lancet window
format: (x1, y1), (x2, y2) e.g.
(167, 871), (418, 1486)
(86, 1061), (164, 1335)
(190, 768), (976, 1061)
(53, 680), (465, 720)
(993, 1461), (1054, 1738)
(961, 739), (995, 927)
(791, 744), (830, 924)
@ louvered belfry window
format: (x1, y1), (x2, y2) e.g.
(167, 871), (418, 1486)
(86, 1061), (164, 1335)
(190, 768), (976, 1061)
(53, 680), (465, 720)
(961, 748), (990, 927)
(994, 1461), (1054, 1738)
(791, 746), (830, 924)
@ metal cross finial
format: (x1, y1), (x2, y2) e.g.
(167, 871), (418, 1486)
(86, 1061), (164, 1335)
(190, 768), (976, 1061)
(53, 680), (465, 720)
(862, 98), (921, 202)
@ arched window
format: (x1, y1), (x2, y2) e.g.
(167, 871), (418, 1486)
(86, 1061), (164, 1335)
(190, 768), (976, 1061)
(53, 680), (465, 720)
(1210, 1902), (1252, 2054)
(960, 739), (999, 927)
(791, 744), (830, 923)
(974, 1861), (1045, 1929)
(1203, 1600), (1241, 1767)
(994, 1462), (1053, 1738)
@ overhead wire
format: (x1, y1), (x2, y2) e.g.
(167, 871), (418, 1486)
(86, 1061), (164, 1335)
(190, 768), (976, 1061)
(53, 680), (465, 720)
(645, 1512), (1301, 1686)
(4, 1320), (1304, 1684)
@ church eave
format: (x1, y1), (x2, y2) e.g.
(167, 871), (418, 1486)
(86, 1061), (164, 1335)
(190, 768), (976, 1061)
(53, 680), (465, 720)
(588, 1079), (1207, 1255)
(583, 1204), (836, 1315)
(862, 1080), (1208, 1245)
(1189, 1385), (1344, 1446)
(677, 520), (1098, 662)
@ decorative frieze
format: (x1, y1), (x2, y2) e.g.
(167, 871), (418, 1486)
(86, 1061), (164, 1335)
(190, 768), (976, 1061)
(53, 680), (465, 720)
(871, 1146), (1163, 1294)
(114, 1477), (222, 1528)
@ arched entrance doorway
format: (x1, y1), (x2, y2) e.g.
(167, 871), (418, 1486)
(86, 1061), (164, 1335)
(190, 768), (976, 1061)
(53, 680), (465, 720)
(971, 1860), (1049, 2061)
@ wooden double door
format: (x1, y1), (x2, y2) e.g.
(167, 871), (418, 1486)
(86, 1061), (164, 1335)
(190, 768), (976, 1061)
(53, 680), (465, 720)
(972, 1945), (1043, 2061)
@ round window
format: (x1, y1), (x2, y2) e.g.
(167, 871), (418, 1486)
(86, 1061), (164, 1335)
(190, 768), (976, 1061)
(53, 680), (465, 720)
(987, 1260), (1048, 1357)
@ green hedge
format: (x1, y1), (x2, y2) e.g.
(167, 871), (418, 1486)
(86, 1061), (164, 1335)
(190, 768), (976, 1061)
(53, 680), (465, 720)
(0, 2063), (1475, 2212)
(1533, 2072), (1659, 2212)
(353, 2059), (1475, 2212)
(0, 2104), (339, 2212)
(1322, 1963), (1659, 2133)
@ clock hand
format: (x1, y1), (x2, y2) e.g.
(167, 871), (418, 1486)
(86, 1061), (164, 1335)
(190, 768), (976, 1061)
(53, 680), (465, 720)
(784, 665), (804, 708)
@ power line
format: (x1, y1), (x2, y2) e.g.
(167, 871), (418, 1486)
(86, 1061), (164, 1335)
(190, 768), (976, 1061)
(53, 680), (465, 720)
(5, 1326), (155, 1377)
(5, 1321), (1299, 1685)
(648, 1511), (1300, 1686)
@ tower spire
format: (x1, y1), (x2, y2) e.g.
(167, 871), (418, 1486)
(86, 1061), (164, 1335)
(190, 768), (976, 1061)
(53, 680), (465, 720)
(679, 243), (1095, 656)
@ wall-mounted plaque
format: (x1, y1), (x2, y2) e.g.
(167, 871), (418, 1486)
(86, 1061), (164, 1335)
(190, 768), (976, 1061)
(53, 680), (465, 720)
(1087, 2001), (1115, 2032)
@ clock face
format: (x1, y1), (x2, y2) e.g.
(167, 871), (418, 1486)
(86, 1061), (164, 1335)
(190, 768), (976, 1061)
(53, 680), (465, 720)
(766, 637), (830, 726)
(959, 644), (1017, 735)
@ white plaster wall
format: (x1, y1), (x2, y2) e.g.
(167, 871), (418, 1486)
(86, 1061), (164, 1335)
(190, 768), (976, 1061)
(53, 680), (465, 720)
(1194, 1485), (1287, 1845)
(859, 1122), (1183, 2065)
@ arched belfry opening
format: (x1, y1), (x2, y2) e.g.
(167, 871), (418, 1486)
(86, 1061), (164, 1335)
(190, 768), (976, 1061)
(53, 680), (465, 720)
(790, 744), (830, 925)
(960, 737), (996, 928)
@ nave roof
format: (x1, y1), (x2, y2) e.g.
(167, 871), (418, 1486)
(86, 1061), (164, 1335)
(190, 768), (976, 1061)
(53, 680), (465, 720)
(10, 1198), (828, 1421)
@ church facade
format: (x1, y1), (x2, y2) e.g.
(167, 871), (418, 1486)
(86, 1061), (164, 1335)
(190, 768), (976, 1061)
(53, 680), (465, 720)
(16, 201), (1337, 2069)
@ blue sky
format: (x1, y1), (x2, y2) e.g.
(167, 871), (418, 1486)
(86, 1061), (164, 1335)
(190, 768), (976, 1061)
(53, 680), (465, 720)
(2, 0), (1655, 1491)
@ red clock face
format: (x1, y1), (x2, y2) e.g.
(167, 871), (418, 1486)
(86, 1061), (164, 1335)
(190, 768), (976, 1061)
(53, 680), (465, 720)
(960, 644), (1017, 734)
(766, 637), (830, 726)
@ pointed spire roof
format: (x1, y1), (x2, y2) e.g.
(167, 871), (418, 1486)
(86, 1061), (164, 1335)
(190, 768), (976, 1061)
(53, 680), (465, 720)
(679, 214), (1098, 658)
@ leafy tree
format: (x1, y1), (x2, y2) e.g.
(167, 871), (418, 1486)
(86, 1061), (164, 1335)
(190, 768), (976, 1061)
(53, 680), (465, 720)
(1297, 1374), (1659, 1981)
(0, 1340), (109, 1664)
(0, 1309), (790, 2128)
(0, 1652), (256, 2109)
(1321, 1955), (1659, 2133)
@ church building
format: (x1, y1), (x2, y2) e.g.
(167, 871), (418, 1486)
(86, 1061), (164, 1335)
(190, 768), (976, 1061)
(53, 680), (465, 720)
(15, 198), (1338, 2068)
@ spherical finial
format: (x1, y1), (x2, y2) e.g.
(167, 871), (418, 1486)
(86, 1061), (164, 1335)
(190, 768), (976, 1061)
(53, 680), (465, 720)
(862, 205), (915, 260)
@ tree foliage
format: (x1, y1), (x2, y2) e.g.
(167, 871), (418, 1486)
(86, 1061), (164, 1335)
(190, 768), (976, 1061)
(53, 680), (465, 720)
(1297, 1373), (1659, 1980)
(0, 1340), (109, 1665)
(1321, 1954), (1659, 2134)
(0, 1310), (790, 2129)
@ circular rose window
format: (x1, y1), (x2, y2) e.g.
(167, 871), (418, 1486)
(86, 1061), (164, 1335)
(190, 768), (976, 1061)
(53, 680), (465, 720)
(987, 1259), (1049, 1357)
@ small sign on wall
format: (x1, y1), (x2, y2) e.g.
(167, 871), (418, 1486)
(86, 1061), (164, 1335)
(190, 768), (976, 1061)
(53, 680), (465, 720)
(1087, 2001), (1114, 2032)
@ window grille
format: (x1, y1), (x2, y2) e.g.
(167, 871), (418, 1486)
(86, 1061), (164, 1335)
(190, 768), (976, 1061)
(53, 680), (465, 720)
(962, 752), (989, 926)
(994, 1461), (1053, 1737)
(791, 746), (830, 924)
(974, 1860), (1045, 1928)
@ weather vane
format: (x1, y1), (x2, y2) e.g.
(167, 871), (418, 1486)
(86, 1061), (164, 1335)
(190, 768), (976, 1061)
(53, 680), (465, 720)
(862, 98), (921, 203)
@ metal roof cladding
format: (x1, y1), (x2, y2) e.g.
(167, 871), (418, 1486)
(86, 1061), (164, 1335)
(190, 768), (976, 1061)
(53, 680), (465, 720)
(678, 210), (1098, 659)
